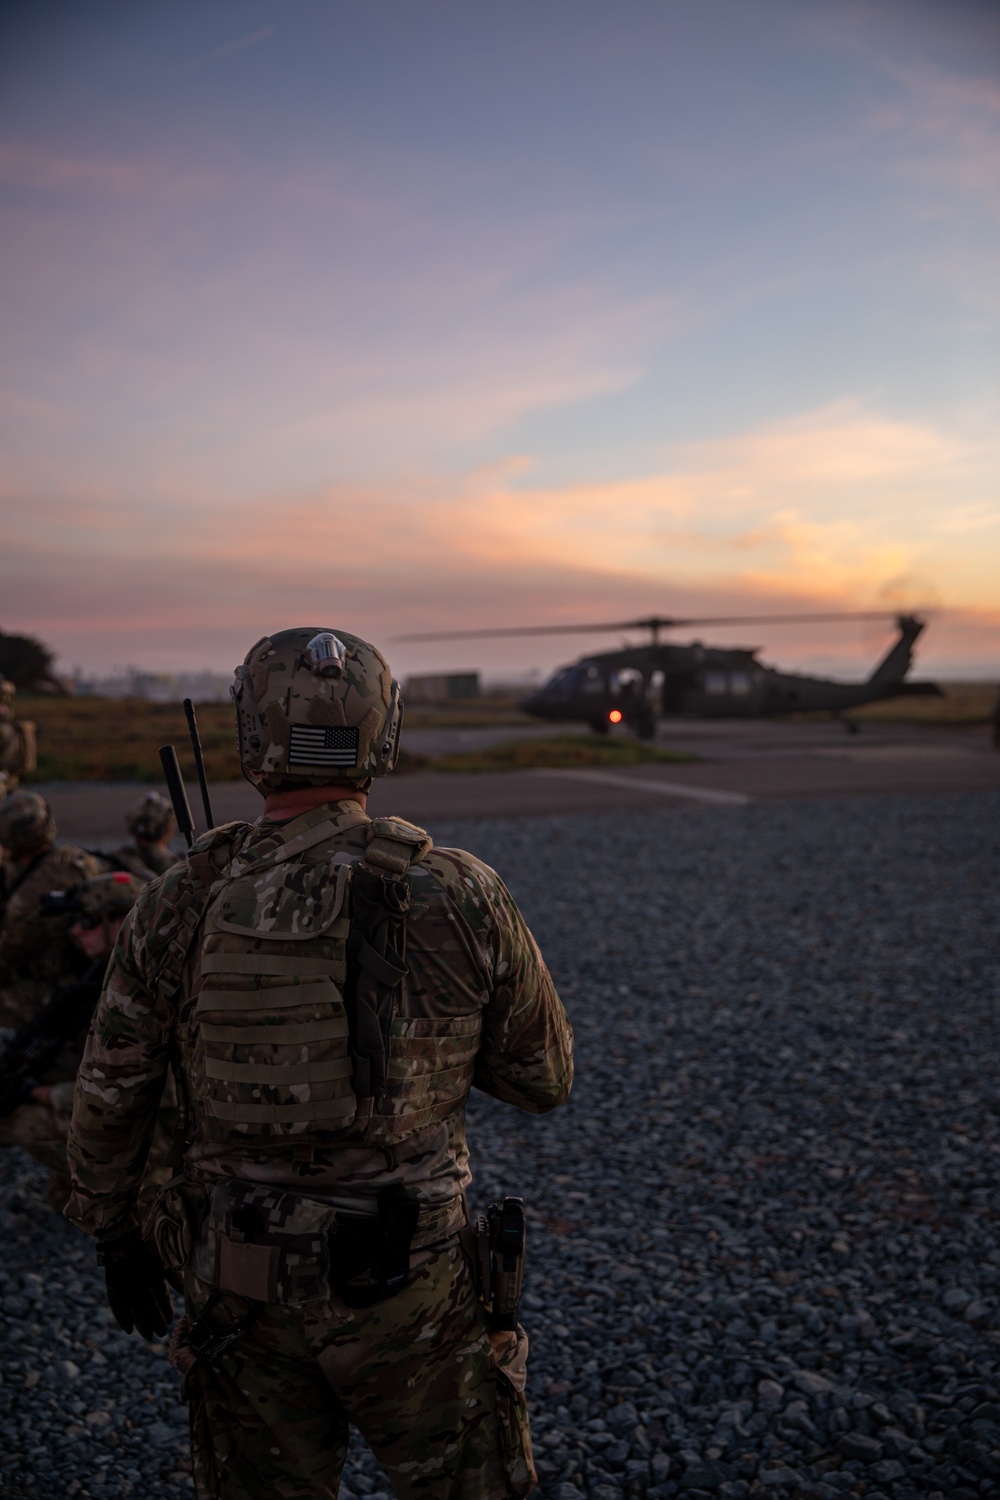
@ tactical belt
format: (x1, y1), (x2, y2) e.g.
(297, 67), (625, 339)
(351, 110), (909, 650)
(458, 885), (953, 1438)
(205, 1179), (463, 1309)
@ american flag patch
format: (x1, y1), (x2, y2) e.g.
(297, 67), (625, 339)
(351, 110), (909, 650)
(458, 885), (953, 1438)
(288, 724), (359, 768)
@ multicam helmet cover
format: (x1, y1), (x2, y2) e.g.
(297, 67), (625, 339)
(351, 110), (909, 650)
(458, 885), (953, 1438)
(75, 871), (144, 923)
(232, 627), (403, 794)
(126, 790), (175, 842)
(0, 790), (56, 857)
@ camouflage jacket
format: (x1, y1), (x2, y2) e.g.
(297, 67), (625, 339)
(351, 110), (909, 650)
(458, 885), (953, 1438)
(66, 800), (573, 1240)
(99, 840), (181, 881)
(0, 843), (101, 1026)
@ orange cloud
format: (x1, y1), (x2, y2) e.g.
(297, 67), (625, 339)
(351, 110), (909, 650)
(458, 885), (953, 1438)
(2, 399), (997, 674)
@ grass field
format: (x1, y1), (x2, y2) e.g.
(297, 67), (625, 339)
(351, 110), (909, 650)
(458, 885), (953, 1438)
(845, 681), (998, 724)
(16, 697), (427, 782)
(15, 696), (690, 779)
(432, 735), (695, 772)
(14, 680), (995, 782)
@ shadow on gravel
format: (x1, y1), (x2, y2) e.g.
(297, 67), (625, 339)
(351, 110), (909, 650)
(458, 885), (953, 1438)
(2, 791), (999, 1500)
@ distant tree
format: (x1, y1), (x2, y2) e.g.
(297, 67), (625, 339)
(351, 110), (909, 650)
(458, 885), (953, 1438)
(0, 630), (65, 693)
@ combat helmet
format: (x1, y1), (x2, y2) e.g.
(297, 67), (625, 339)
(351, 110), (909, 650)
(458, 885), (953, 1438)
(126, 790), (175, 843)
(0, 790), (56, 858)
(74, 871), (144, 924)
(232, 627), (403, 794)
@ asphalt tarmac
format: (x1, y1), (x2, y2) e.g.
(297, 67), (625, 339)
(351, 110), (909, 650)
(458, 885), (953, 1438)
(32, 718), (1000, 843)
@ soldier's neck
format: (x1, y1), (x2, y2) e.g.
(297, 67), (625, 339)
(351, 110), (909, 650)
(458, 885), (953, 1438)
(263, 785), (368, 821)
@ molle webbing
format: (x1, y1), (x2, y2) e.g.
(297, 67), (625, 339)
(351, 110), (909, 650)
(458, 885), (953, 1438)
(196, 981), (344, 1013)
(207, 1097), (358, 1123)
(199, 1018), (348, 1044)
(203, 1057), (353, 1085)
(200, 954), (337, 977)
(193, 812), (362, 1144)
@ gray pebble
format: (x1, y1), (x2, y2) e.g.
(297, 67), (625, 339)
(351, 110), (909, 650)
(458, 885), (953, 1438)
(3, 791), (1000, 1499)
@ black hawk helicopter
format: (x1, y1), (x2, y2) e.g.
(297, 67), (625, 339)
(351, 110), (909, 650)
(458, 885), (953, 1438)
(397, 612), (942, 737)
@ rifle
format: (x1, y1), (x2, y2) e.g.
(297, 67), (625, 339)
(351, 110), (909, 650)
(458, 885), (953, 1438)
(0, 958), (105, 1116)
(158, 745), (195, 849)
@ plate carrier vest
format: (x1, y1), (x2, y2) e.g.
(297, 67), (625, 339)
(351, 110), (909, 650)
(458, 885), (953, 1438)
(168, 808), (480, 1152)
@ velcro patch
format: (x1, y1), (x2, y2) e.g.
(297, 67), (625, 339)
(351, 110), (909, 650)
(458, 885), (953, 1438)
(288, 723), (359, 768)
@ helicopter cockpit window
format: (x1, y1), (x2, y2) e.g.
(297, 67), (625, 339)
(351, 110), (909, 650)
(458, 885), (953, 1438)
(582, 665), (604, 694)
(705, 670), (728, 696)
(612, 668), (643, 692)
(730, 671), (751, 697)
(546, 667), (576, 699)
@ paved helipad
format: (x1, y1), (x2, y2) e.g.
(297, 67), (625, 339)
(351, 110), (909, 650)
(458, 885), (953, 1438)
(32, 719), (1000, 844)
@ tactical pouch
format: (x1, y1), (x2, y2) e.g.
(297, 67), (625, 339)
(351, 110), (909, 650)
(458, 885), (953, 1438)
(211, 1180), (334, 1306)
(472, 1197), (526, 1331)
(344, 864), (410, 1101)
(209, 1179), (420, 1309)
(328, 1182), (420, 1308)
(144, 1174), (209, 1285)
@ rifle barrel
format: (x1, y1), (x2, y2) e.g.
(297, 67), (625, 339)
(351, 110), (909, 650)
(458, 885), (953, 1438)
(159, 744), (196, 847)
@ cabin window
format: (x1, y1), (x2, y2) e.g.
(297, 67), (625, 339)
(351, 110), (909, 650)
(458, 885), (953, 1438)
(582, 665), (604, 694)
(705, 671), (727, 695)
(730, 671), (751, 697)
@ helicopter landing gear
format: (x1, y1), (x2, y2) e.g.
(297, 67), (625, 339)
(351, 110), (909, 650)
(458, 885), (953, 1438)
(633, 709), (657, 740)
(837, 714), (860, 736)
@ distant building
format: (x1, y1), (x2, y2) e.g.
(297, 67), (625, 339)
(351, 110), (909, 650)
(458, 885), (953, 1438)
(403, 671), (481, 706)
(70, 668), (232, 702)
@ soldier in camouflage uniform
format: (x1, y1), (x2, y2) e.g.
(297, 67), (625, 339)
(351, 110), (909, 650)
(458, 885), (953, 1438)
(99, 790), (181, 880)
(67, 627), (573, 1500)
(0, 678), (36, 795)
(0, 792), (101, 1029)
(0, 872), (145, 1211)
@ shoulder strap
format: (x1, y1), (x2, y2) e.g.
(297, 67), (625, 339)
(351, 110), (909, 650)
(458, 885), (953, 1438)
(226, 805), (372, 880)
(363, 817), (432, 876)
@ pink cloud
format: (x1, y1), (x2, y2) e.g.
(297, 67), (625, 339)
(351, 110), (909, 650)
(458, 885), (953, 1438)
(1, 397), (997, 676)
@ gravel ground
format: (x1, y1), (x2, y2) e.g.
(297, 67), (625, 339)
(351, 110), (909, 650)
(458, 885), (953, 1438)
(2, 790), (999, 1500)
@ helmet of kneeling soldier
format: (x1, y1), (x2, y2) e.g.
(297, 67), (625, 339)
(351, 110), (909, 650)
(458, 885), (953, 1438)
(0, 791), (56, 858)
(232, 627), (403, 795)
(75, 871), (145, 924)
(126, 791), (175, 843)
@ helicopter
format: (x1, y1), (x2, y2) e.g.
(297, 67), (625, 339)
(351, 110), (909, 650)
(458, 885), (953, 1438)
(397, 611), (942, 737)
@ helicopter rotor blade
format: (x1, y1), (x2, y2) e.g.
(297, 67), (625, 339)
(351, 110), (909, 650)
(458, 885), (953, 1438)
(393, 619), (681, 642)
(662, 611), (917, 628)
(393, 610), (917, 644)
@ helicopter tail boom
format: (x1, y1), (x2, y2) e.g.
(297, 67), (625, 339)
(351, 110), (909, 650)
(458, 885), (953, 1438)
(865, 615), (924, 688)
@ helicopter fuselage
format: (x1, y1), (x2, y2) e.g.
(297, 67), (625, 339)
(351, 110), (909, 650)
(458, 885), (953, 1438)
(519, 618), (939, 735)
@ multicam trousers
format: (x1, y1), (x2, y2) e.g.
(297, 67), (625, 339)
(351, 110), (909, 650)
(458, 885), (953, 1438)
(174, 1241), (535, 1500)
(0, 1099), (74, 1209)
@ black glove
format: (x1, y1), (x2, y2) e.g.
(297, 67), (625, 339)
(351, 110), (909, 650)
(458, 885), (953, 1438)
(97, 1229), (173, 1341)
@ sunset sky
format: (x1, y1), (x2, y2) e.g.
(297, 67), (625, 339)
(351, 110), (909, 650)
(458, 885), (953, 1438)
(1, 0), (997, 682)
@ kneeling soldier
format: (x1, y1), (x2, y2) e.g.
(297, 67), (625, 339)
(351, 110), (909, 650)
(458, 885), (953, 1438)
(67, 627), (574, 1500)
(102, 790), (181, 880)
(0, 872), (143, 1210)
(0, 792), (101, 1029)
